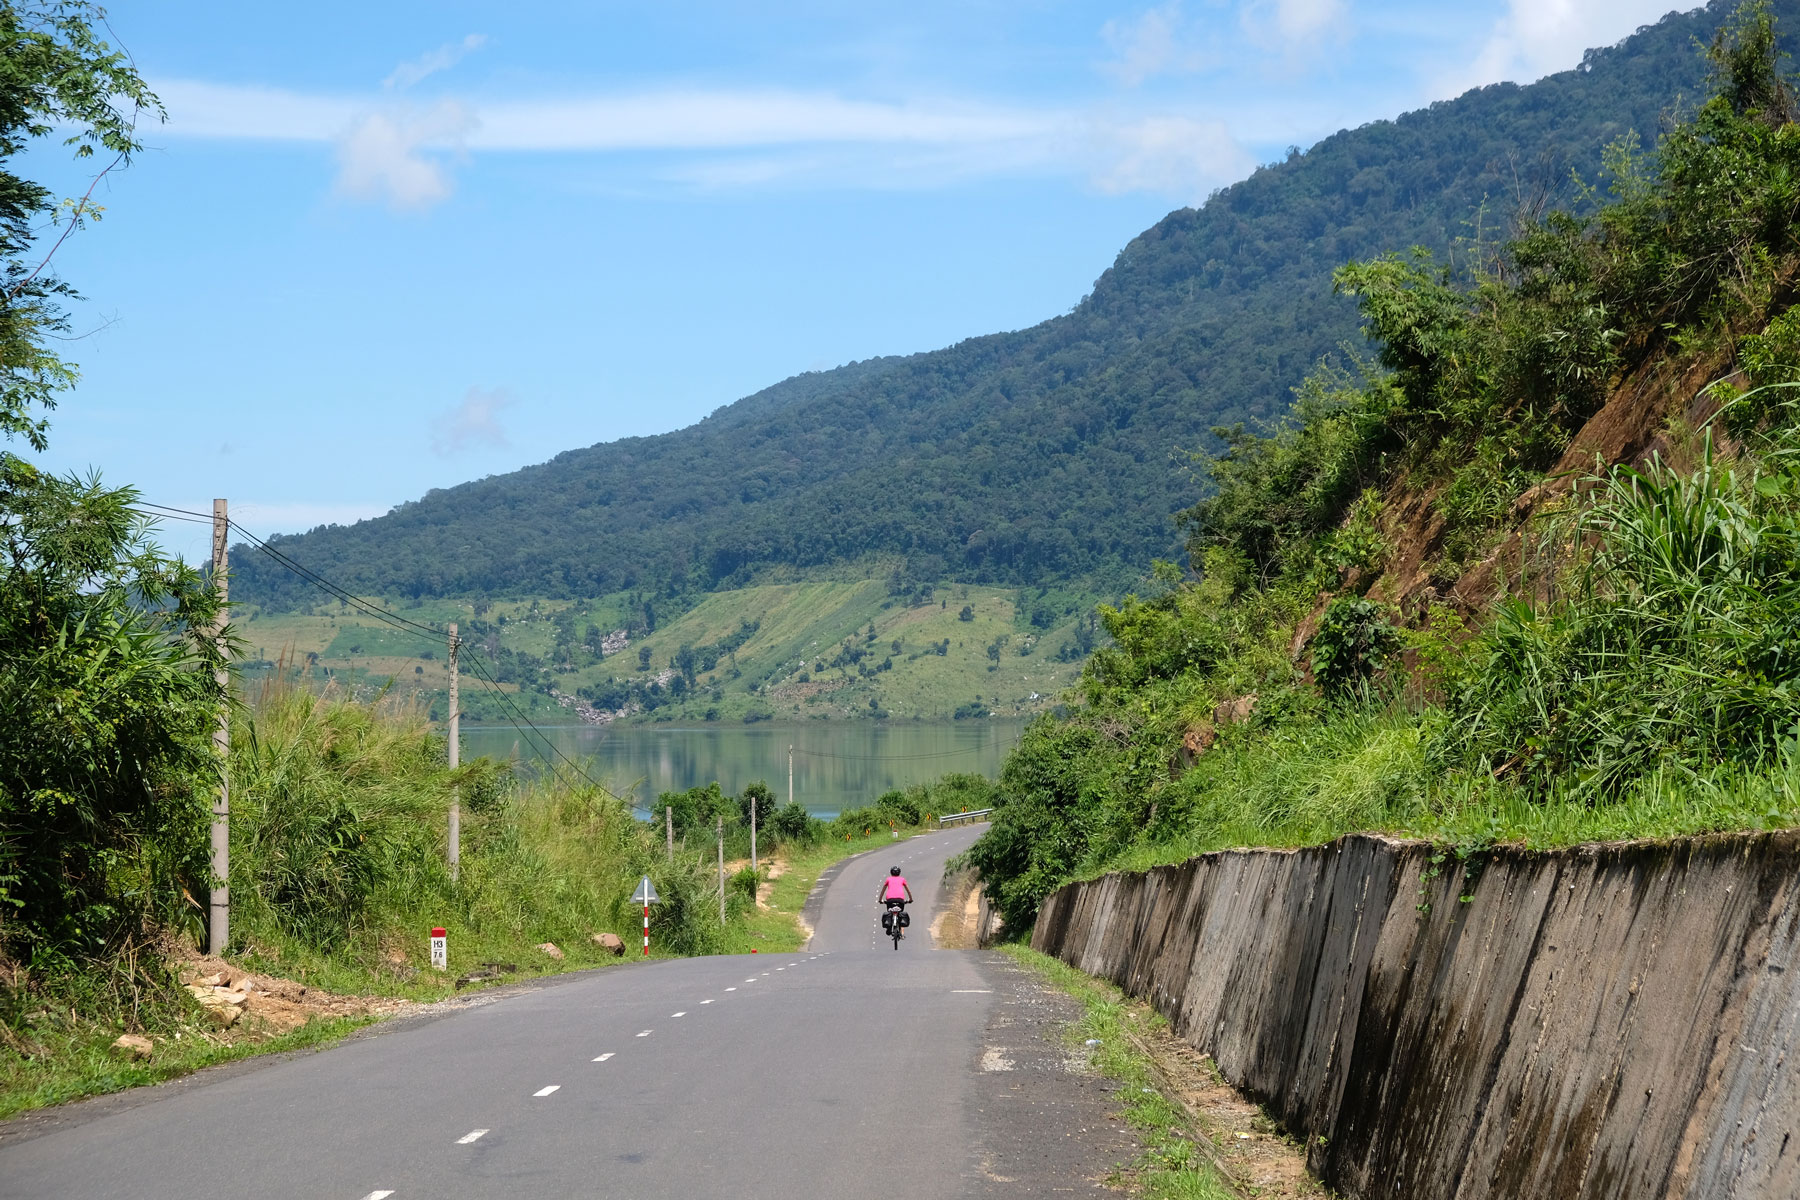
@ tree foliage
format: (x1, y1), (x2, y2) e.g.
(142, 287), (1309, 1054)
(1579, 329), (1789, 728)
(0, 4), (199, 972)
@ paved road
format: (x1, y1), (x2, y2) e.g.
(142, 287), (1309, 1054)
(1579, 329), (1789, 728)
(0, 824), (1133, 1199)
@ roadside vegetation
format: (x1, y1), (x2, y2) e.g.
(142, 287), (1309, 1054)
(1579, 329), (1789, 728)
(1004, 945), (1317, 1200)
(968, 2), (1800, 933)
(4, 667), (968, 1117)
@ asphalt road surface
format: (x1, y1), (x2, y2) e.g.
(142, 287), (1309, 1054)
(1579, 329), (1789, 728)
(0, 825), (1135, 1198)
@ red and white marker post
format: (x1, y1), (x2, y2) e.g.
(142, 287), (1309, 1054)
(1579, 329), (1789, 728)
(430, 926), (447, 971)
(630, 875), (659, 957)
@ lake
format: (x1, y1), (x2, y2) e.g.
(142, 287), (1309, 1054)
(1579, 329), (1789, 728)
(461, 719), (1028, 818)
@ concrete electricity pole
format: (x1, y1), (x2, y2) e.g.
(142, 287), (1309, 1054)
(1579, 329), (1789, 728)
(751, 793), (758, 872)
(209, 499), (230, 956)
(717, 816), (725, 925)
(667, 805), (674, 861)
(447, 622), (460, 882)
(788, 743), (794, 810)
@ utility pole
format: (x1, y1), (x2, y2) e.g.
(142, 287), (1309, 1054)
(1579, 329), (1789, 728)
(717, 816), (725, 925)
(788, 743), (794, 810)
(666, 805), (674, 862)
(447, 622), (460, 882)
(751, 791), (758, 872)
(209, 499), (230, 956)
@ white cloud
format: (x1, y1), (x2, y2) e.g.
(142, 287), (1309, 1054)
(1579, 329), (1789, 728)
(1088, 116), (1255, 201)
(155, 79), (357, 140)
(1441, 0), (1675, 97)
(431, 386), (515, 457)
(385, 33), (487, 90)
(1101, 3), (1215, 87)
(465, 90), (1051, 151)
(154, 77), (1266, 201)
(1240, 0), (1348, 49)
(159, 80), (1049, 151)
(334, 100), (475, 210)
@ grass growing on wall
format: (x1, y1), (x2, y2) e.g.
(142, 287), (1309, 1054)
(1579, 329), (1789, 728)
(1090, 711), (1800, 883)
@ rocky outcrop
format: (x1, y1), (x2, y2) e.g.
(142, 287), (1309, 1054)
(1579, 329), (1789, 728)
(1031, 831), (1800, 1200)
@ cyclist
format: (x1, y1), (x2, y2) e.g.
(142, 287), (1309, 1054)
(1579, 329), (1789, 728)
(879, 866), (914, 938)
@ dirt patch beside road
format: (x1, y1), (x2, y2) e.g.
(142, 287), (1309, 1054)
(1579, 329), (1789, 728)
(932, 866), (982, 949)
(171, 947), (413, 1037)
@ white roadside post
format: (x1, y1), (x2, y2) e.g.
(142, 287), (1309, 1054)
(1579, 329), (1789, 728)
(632, 875), (659, 956)
(430, 926), (448, 971)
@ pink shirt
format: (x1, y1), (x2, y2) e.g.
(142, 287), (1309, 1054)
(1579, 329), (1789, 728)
(882, 876), (910, 901)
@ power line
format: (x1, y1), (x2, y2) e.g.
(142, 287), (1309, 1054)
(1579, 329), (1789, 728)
(792, 741), (1021, 763)
(141, 499), (1014, 792)
(144, 500), (615, 800)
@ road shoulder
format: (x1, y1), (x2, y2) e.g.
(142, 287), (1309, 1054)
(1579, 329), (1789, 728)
(965, 949), (1141, 1195)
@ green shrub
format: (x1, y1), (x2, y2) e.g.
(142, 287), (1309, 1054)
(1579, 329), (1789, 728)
(729, 866), (760, 902)
(768, 801), (820, 845)
(1310, 597), (1403, 699)
(873, 789), (920, 826)
(1, 469), (226, 961)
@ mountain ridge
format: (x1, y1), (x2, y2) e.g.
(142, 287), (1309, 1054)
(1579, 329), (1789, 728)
(234, 0), (1776, 609)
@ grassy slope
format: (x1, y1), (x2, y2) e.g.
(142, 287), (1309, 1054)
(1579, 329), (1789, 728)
(236, 579), (1093, 723)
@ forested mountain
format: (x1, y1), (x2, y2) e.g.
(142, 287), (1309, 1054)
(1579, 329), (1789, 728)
(236, 0), (1775, 608)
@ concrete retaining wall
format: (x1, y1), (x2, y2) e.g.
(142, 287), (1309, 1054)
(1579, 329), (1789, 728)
(1031, 832), (1800, 1199)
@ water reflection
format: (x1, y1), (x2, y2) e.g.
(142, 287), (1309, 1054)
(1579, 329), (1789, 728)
(461, 720), (1026, 818)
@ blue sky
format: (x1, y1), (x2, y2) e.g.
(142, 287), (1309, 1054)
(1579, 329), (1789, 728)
(24, 0), (1682, 560)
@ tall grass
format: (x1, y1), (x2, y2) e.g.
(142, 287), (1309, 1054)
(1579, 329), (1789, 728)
(228, 681), (740, 986)
(1440, 441), (1800, 794)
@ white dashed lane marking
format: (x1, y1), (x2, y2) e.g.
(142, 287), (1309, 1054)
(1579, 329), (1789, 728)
(636, 1030), (653, 1037)
(456, 1129), (488, 1144)
(593, 1053), (614, 1062)
(360, 1192), (395, 1200)
(724, 987), (736, 991)
(701, 999), (715, 1004)
(671, 1011), (686, 1018)
(533, 1086), (561, 1097)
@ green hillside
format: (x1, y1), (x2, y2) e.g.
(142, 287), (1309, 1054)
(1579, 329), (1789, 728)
(966, 1), (1800, 929)
(230, 0), (1774, 611)
(238, 578), (1097, 725)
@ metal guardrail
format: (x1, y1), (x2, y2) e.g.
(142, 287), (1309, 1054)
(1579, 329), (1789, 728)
(937, 808), (993, 827)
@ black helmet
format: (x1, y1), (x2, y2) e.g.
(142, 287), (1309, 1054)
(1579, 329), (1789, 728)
(890, 866), (902, 876)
